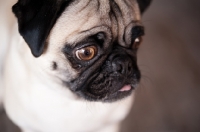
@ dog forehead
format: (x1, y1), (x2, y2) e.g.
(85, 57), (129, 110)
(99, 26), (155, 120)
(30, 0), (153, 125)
(48, 0), (141, 46)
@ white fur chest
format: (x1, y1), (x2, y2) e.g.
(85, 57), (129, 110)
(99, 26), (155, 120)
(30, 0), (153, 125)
(4, 76), (133, 132)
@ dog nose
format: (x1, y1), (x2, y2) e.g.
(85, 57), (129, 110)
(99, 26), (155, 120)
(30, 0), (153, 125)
(112, 55), (133, 75)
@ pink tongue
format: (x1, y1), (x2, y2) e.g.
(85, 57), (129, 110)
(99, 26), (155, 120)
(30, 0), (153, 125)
(119, 85), (131, 92)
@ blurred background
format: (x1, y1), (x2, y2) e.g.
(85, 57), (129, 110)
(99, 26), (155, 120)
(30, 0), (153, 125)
(122, 0), (200, 132)
(0, 0), (200, 132)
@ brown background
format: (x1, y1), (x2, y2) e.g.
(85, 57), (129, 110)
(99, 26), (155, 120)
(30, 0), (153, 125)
(122, 0), (200, 132)
(0, 0), (200, 132)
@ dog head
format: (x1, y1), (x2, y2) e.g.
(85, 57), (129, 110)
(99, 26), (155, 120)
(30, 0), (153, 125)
(12, 0), (151, 102)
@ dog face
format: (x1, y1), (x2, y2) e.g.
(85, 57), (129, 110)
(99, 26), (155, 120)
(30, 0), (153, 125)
(12, 0), (151, 102)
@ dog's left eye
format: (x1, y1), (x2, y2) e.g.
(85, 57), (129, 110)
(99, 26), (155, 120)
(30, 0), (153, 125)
(75, 46), (97, 61)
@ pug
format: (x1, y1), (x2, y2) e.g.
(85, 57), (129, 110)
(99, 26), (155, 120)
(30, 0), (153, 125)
(0, 0), (151, 132)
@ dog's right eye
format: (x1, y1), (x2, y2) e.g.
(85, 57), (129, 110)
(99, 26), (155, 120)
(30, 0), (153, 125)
(133, 36), (143, 49)
(131, 26), (144, 49)
(75, 46), (97, 61)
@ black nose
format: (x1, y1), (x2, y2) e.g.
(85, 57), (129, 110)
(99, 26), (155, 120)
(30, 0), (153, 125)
(111, 55), (133, 75)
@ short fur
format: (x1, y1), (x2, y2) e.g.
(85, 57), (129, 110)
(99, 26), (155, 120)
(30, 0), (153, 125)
(0, 0), (151, 132)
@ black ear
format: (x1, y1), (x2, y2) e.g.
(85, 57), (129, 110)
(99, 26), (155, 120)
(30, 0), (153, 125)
(137, 0), (152, 14)
(12, 0), (72, 57)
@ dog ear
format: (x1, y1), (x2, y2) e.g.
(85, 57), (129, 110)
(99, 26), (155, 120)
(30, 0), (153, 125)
(12, 0), (72, 57)
(137, 0), (152, 14)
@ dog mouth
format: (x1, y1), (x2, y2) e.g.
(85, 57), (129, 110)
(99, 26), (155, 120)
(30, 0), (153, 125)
(77, 81), (139, 102)
(75, 65), (140, 102)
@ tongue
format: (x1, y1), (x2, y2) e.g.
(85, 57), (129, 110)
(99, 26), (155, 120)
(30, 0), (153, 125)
(119, 85), (131, 92)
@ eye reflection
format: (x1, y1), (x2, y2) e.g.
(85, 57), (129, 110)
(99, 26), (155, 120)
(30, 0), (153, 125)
(133, 37), (142, 49)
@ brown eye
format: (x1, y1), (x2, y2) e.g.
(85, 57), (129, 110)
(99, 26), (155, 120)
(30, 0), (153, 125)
(75, 46), (97, 61)
(133, 37), (142, 49)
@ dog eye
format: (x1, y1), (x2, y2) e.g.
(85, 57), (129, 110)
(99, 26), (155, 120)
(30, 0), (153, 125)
(133, 37), (142, 49)
(75, 46), (97, 61)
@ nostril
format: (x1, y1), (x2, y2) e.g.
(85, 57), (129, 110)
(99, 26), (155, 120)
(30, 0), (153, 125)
(128, 62), (132, 72)
(112, 57), (133, 75)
